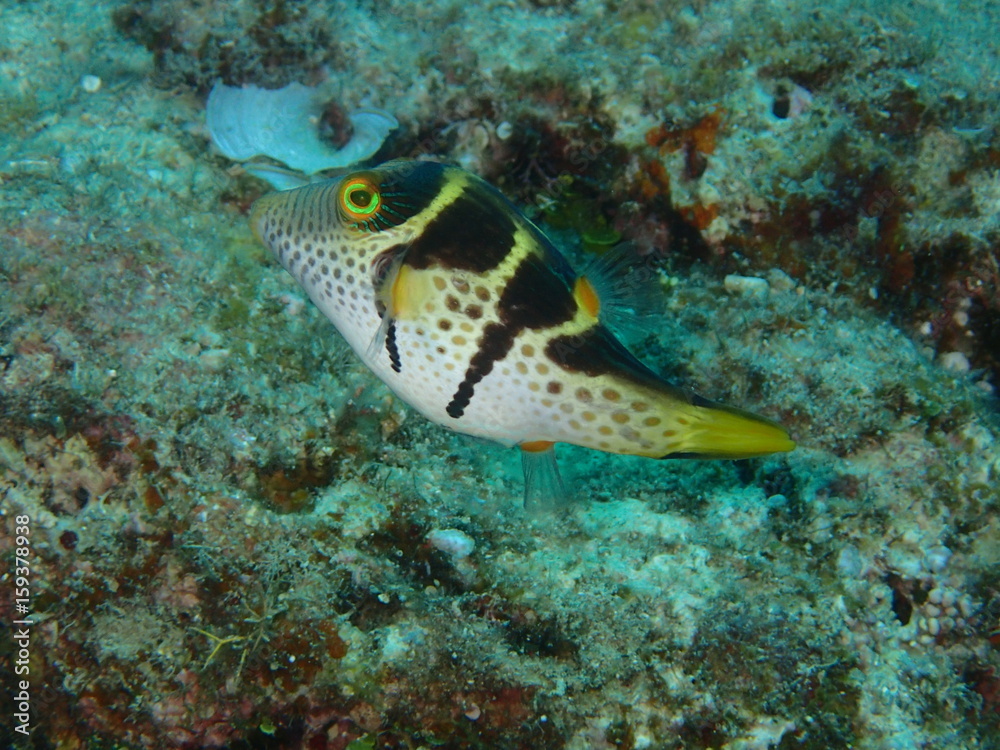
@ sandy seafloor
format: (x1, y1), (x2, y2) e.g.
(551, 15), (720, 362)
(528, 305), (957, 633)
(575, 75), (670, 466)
(1, 0), (999, 748)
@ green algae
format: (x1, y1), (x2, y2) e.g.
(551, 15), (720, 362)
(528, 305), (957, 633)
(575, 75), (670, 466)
(0, 91), (41, 133)
(539, 178), (621, 254)
(345, 736), (376, 750)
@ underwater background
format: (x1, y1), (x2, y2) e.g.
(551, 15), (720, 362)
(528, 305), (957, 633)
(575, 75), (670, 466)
(1, 0), (999, 747)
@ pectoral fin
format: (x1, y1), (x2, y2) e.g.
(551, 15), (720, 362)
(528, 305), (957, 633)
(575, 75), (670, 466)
(367, 256), (438, 369)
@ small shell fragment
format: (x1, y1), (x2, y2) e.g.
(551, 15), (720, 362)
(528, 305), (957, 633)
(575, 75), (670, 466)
(724, 274), (770, 300)
(81, 75), (102, 93)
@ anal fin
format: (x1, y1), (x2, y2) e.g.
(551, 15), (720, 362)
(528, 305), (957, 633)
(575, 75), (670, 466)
(520, 440), (568, 511)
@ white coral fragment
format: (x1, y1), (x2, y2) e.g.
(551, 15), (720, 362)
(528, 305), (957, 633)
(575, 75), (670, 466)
(427, 528), (476, 560)
(206, 81), (397, 179)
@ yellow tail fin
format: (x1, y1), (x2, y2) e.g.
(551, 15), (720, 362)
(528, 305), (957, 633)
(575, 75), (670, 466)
(660, 399), (795, 459)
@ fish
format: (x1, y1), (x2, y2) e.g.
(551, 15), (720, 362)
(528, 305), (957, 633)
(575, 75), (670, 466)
(250, 159), (795, 506)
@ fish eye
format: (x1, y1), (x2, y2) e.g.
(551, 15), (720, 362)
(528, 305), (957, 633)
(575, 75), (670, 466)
(338, 175), (381, 222)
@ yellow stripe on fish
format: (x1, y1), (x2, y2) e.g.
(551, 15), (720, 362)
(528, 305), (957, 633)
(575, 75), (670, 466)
(250, 159), (795, 505)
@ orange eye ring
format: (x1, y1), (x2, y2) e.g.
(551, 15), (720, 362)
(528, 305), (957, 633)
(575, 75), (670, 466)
(338, 175), (381, 220)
